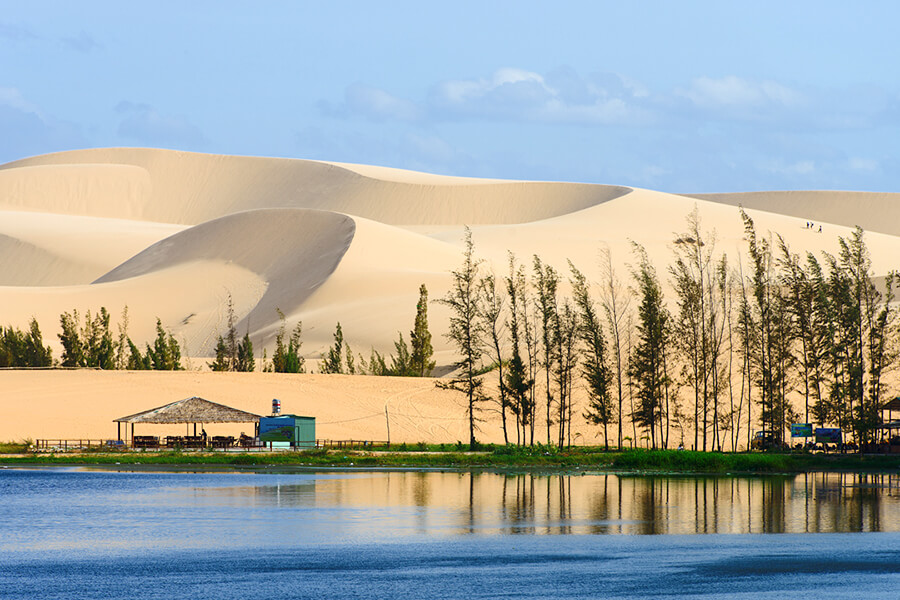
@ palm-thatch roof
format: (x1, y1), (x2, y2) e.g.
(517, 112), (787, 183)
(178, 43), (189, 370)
(882, 397), (900, 412)
(114, 396), (261, 424)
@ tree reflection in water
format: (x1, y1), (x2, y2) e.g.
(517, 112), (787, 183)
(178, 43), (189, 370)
(203, 471), (900, 535)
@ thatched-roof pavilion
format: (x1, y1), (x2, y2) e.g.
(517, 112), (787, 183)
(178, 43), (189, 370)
(881, 397), (900, 413)
(877, 398), (900, 438)
(114, 396), (261, 443)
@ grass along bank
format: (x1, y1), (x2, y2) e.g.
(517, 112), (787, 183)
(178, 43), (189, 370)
(3, 446), (900, 473)
(0, 440), (30, 453)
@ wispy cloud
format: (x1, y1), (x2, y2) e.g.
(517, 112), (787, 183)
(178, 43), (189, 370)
(677, 76), (804, 111)
(61, 30), (101, 53)
(116, 101), (206, 147)
(308, 66), (900, 191)
(322, 67), (654, 127)
(847, 157), (879, 173)
(429, 67), (653, 126)
(321, 68), (895, 137)
(295, 125), (491, 178)
(0, 87), (43, 116)
(0, 88), (84, 163)
(0, 22), (37, 42)
(319, 83), (422, 122)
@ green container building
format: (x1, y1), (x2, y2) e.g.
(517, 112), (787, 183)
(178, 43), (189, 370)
(258, 415), (316, 448)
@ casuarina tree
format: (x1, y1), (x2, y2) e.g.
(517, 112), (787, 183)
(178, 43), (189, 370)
(437, 227), (487, 450)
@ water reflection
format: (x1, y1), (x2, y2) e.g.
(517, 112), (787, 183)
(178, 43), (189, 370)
(8, 469), (900, 600)
(191, 471), (900, 535)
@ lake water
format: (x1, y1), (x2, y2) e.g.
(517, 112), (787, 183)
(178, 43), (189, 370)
(3, 468), (900, 598)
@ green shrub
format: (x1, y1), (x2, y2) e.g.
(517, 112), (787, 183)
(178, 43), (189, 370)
(0, 440), (30, 453)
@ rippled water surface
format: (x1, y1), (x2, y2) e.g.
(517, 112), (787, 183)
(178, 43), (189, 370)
(3, 468), (900, 599)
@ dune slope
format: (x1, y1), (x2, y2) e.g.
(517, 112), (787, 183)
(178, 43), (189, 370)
(685, 191), (900, 237)
(95, 208), (356, 350)
(0, 210), (184, 286)
(0, 147), (631, 226)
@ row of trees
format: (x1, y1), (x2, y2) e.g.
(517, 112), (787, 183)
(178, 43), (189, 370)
(0, 318), (53, 367)
(438, 228), (618, 450)
(1, 308), (184, 370)
(2, 283), (436, 377)
(207, 285), (435, 376)
(58, 307), (184, 370)
(438, 213), (898, 451)
(739, 211), (896, 448)
(209, 295), (257, 372)
(318, 284), (435, 376)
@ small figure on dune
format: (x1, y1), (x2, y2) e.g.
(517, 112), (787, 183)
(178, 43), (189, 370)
(819, 225), (822, 233)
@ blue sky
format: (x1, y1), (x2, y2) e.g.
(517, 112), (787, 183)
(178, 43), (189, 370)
(2, 1), (898, 192)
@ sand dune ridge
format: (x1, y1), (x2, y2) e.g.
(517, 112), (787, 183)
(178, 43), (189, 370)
(0, 147), (632, 226)
(95, 208), (356, 348)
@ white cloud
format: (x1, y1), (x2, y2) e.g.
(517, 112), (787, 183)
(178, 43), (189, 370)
(848, 157), (879, 172)
(0, 87), (42, 116)
(434, 69), (549, 106)
(309, 68), (899, 192)
(763, 159), (817, 177)
(322, 68), (653, 127)
(678, 76), (804, 109)
(319, 84), (422, 123)
(428, 67), (651, 125)
(344, 84), (421, 122)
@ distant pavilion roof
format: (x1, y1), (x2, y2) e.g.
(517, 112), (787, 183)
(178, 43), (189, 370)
(114, 396), (261, 424)
(881, 397), (900, 412)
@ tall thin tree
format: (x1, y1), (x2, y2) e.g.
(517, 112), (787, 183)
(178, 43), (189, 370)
(437, 227), (487, 450)
(570, 261), (615, 449)
(410, 284), (436, 377)
(628, 243), (671, 449)
(599, 247), (630, 450)
(479, 271), (509, 443)
(533, 255), (560, 445)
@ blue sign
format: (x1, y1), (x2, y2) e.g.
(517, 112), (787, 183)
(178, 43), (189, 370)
(259, 416), (295, 442)
(791, 423), (813, 437)
(815, 428), (842, 444)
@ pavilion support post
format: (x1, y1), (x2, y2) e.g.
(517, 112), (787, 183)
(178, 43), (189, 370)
(131, 423), (134, 446)
(117, 422), (121, 442)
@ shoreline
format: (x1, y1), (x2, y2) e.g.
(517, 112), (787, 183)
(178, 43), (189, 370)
(2, 448), (899, 475)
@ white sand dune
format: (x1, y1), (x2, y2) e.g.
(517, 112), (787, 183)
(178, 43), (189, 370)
(0, 234), (96, 286)
(0, 147), (630, 226)
(0, 210), (183, 286)
(95, 208), (356, 351)
(2, 147), (899, 446)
